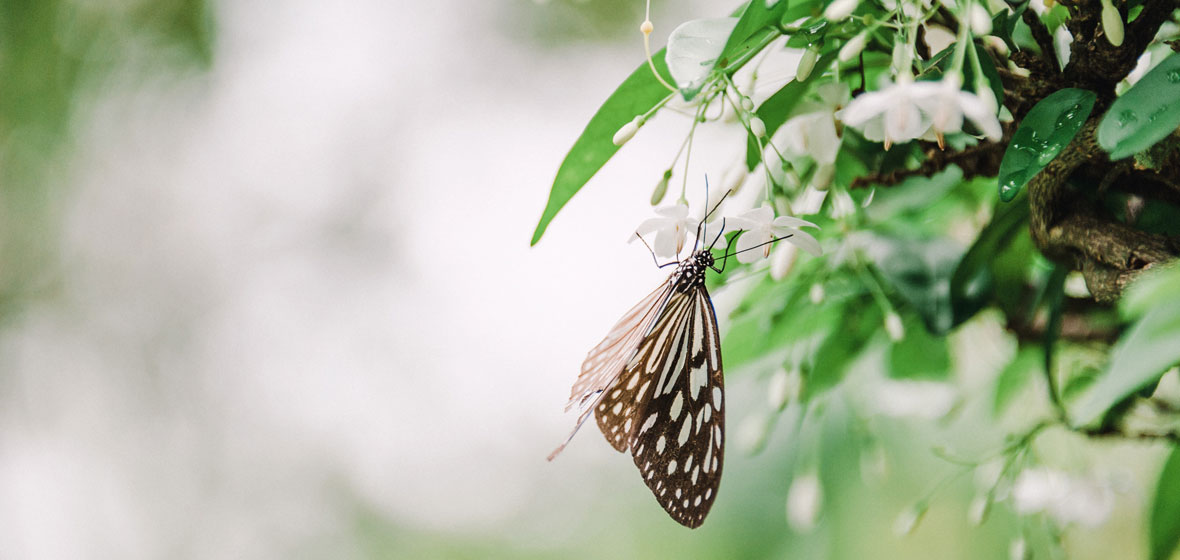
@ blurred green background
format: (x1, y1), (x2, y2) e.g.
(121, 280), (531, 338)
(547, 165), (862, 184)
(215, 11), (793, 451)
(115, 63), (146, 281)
(0, 1), (1173, 559)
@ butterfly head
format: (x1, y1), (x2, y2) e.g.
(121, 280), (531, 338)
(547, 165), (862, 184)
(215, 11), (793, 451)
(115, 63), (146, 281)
(671, 250), (714, 292)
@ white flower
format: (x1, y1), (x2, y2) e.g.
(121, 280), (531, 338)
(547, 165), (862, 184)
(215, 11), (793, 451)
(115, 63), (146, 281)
(1012, 468), (1115, 527)
(868, 379), (956, 419)
(779, 83), (849, 164)
(632, 202), (697, 258)
(787, 472), (823, 532)
(838, 76), (933, 149)
(727, 205), (822, 264)
(914, 74), (1002, 146)
(839, 75), (1001, 149)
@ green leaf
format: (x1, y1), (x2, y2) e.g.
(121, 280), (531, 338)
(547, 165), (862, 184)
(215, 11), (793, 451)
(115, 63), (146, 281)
(1121, 263), (1180, 320)
(666, 18), (739, 100)
(991, 2), (1028, 52)
(530, 53), (673, 245)
(806, 296), (881, 397)
(1150, 446), (1180, 560)
(994, 345), (1044, 416)
(998, 88), (1096, 201)
(888, 314), (951, 380)
(716, 0), (790, 71)
(1070, 290), (1180, 426)
(862, 235), (963, 334)
(1099, 53), (1180, 160)
(744, 52), (838, 170)
(950, 196), (1030, 326)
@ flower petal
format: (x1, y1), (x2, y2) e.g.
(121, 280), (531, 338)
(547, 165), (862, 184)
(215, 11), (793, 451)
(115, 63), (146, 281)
(781, 227), (823, 256)
(772, 215), (819, 230)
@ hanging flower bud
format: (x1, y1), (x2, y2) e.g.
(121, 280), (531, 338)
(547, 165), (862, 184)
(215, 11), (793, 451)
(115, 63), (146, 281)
(796, 47), (819, 81)
(839, 31), (867, 63)
(786, 472), (823, 532)
(885, 311), (905, 342)
(1101, 0), (1124, 46)
(612, 115), (646, 146)
(969, 3), (992, 36)
(976, 81), (999, 116)
(650, 170), (672, 205)
(770, 242), (797, 280)
(750, 116), (767, 138)
(968, 494), (990, 526)
(892, 502), (927, 536)
(741, 96), (755, 112)
(640, 20), (653, 34)
(809, 283), (825, 304)
(823, 0), (858, 21)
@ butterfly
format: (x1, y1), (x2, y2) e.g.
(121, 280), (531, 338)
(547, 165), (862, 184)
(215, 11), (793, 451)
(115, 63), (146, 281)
(549, 198), (791, 528)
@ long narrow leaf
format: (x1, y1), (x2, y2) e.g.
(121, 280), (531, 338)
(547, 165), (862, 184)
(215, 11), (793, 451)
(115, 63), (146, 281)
(530, 54), (673, 245)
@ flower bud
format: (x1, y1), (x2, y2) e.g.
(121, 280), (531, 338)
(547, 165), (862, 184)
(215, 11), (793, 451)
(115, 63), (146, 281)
(893, 503), (927, 536)
(651, 170), (671, 205)
(741, 96), (754, 112)
(770, 242), (797, 280)
(968, 495), (990, 525)
(796, 47), (819, 81)
(823, 0), (858, 21)
(976, 81), (998, 116)
(640, 20), (653, 34)
(969, 3), (992, 36)
(809, 282), (825, 303)
(838, 31), (867, 63)
(885, 311), (905, 342)
(612, 115), (645, 146)
(749, 116), (767, 138)
(1009, 538), (1029, 560)
(1101, 0), (1123, 46)
(786, 473), (823, 532)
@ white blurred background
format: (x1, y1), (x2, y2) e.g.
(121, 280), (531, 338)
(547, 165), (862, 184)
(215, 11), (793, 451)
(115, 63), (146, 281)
(0, 0), (778, 557)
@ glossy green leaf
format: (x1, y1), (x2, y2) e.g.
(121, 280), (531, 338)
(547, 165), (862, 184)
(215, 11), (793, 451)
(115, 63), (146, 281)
(950, 196), (1030, 326)
(530, 53), (673, 245)
(998, 88), (1096, 201)
(1070, 267), (1180, 426)
(1099, 53), (1180, 160)
(666, 18), (739, 100)
(1150, 446), (1180, 560)
(993, 345), (1044, 416)
(888, 315), (951, 380)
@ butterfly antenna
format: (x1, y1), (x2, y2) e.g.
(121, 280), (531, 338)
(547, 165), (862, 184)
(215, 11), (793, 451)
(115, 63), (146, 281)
(636, 232), (680, 269)
(695, 175), (710, 251)
(708, 217), (726, 251)
(721, 233), (795, 260)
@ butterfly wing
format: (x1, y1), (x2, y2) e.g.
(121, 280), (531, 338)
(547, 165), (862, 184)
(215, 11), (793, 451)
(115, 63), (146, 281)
(627, 286), (724, 528)
(548, 281), (674, 461)
(592, 288), (695, 452)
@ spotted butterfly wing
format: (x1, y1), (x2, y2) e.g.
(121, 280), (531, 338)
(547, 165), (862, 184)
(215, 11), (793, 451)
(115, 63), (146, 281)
(550, 250), (725, 528)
